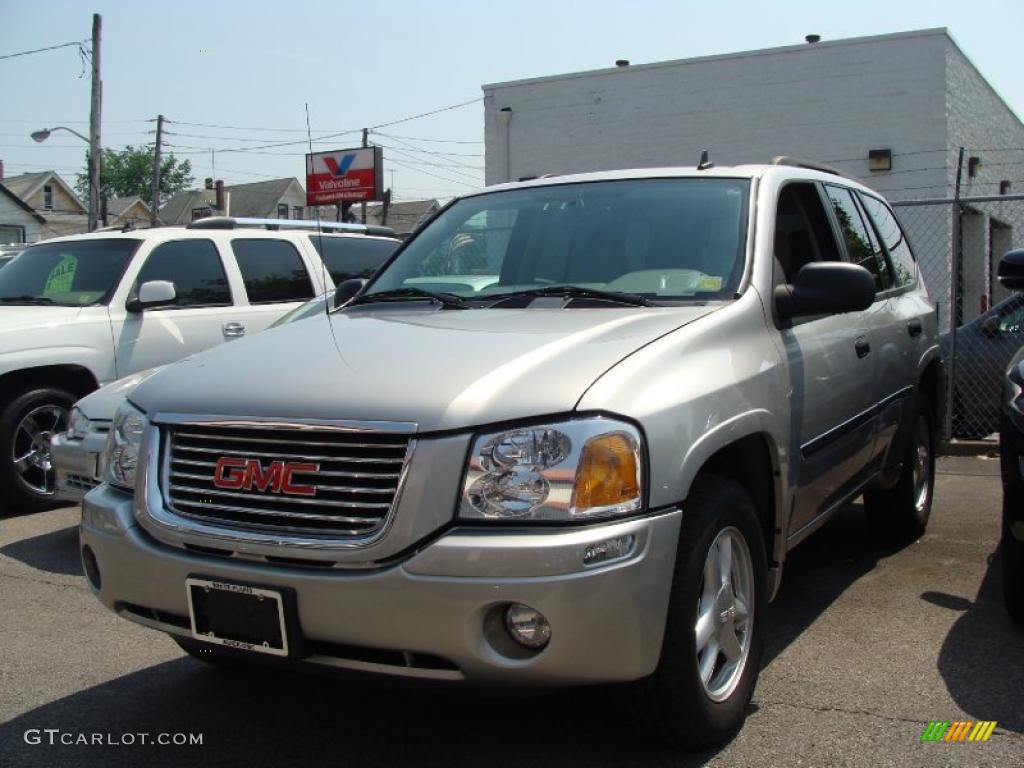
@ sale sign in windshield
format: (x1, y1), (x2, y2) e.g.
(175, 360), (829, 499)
(306, 146), (383, 206)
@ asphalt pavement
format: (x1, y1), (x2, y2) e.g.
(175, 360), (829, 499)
(0, 456), (1021, 767)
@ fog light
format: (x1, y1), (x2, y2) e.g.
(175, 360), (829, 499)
(82, 545), (101, 590)
(504, 603), (551, 649)
(583, 534), (636, 566)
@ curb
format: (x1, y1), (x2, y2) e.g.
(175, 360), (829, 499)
(939, 439), (1000, 457)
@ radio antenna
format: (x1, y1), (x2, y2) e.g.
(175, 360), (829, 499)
(305, 103), (329, 318)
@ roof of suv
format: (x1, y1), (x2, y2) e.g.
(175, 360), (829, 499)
(25, 227), (400, 247)
(470, 163), (876, 198)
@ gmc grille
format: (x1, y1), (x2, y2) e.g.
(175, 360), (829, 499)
(164, 423), (412, 539)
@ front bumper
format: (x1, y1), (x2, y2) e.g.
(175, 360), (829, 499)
(52, 427), (109, 503)
(81, 484), (682, 685)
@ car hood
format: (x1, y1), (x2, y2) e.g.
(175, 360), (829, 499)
(77, 365), (167, 420)
(131, 305), (718, 432)
(0, 305), (85, 334)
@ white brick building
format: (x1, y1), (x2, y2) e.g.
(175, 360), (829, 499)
(482, 29), (1024, 327)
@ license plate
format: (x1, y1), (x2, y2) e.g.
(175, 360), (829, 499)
(186, 578), (289, 657)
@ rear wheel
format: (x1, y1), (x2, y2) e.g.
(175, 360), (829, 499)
(0, 387), (75, 514)
(864, 396), (935, 543)
(635, 477), (767, 750)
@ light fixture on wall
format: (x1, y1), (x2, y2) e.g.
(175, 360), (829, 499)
(868, 149), (892, 172)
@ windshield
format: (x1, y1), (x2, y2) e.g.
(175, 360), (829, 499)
(0, 239), (142, 306)
(365, 178), (749, 303)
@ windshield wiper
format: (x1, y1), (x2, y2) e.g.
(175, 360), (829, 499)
(0, 295), (58, 306)
(485, 285), (655, 307)
(347, 287), (470, 310)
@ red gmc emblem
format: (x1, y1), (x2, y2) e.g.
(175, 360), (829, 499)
(212, 457), (320, 496)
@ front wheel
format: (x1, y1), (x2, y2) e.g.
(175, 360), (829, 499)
(0, 387), (75, 514)
(864, 396), (935, 543)
(635, 477), (767, 750)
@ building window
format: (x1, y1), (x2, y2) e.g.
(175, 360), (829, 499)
(0, 224), (26, 243)
(43, 185), (54, 210)
(278, 204), (288, 219)
(292, 206), (303, 220)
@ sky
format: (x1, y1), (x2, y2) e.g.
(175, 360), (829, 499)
(2, 0), (1023, 204)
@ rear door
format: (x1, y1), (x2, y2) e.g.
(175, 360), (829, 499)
(110, 238), (238, 376)
(225, 238), (318, 335)
(773, 182), (878, 539)
(856, 192), (934, 457)
(823, 185), (907, 465)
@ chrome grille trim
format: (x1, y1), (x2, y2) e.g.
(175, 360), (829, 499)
(160, 417), (415, 543)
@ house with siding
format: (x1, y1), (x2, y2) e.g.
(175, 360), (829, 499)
(159, 178), (307, 224)
(1, 170), (89, 238)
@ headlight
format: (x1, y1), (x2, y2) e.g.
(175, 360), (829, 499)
(67, 407), (92, 440)
(103, 402), (148, 492)
(459, 417), (643, 522)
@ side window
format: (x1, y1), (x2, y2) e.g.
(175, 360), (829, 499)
(308, 236), (400, 284)
(773, 183), (842, 284)
(824, 186), (893, 292)
(859, 193), (917, 288)
(230, 239), (315, 304)
(132, 239), (230, 307)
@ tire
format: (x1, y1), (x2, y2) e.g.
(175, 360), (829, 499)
(1003, 494), (1024, 625)
(0, 387), (75, 514)
(864, 396), (935, 544)
(634, 477), (768, 750)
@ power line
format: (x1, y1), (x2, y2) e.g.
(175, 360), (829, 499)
(373, 132), (483, 145)
(0, 40), (88, 61)
(369, 97), (482, 130)
(386, 157), (479, 189)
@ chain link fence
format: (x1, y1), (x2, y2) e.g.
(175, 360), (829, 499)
(894, 194), (1024, 439)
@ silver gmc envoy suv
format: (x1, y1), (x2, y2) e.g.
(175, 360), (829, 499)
(82, 160), (941, 749)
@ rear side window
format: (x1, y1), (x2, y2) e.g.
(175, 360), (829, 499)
(133, 239), (230, 307)
(859, 194), (917, 288)
(824, 186), (893, 292)
(308, 236), (400, 284)
(231, 239), (314, 304)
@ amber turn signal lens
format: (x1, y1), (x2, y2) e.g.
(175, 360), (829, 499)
(572, 432), (641, 512)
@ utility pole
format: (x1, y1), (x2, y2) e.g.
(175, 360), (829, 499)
(88, 13), (102, 232)
(361, 127), (368, 224)
(150, 114), (164, 226)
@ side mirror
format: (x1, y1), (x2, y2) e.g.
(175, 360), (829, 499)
(333, 278), (366, 309)
(998, 249), (1024, 292)
(774, 262), (876, 322)
(979, 314), (1001, 337)
(127, 280), (176, 312)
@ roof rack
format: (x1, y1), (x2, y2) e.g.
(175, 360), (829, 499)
(186, 216), (397, 237)
(770, 156), (846, 178)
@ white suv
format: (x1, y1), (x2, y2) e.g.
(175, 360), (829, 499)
(0, 219), (399, 512)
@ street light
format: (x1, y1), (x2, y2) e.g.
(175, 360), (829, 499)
(31, 126), (90, 144)
(30, 125), (100, 230)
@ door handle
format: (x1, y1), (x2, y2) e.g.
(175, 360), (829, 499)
(908, 319), (923, 337)
(222, 322), (245, 338)
(855, 337), (871, 358)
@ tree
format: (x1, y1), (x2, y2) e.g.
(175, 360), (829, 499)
(75, 144), (193, 202)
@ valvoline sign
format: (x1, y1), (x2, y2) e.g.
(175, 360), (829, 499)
(305, 146), (383, 206)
